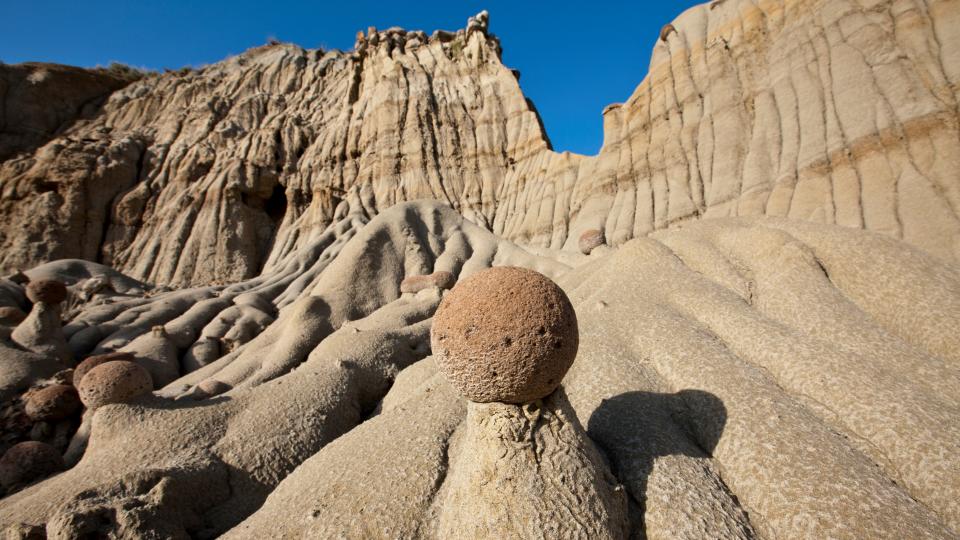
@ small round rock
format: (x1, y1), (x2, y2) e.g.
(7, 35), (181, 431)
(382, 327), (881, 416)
(77, 360), (153, 409)
(73, 352), (135, 386)
(25, 279), (68, 305)
(24, 385), (81, 422)
(579, 229), (606, 255)
(430, 266), (578, 404)
(0, 441), (64, 489)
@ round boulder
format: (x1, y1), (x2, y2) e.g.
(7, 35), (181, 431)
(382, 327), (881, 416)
(578, 229), (606, 255)
(0, 441), (64, 489)
(430, 266), (578, 404)
(24, 385), (81, 421)
(73, 351), (135, 386)
(25, 279), (68, 305)
(0, 306), (27, 326)
(76, 360), (153, 409)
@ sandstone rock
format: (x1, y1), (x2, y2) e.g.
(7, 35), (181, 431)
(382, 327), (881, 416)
(120, 325), (179, 388)
(0, 306), (26, 326)
(659, 23), (676, 41)
(73, 351), (134, 385)
(0, 441), (63, 490)
(399, 271), (456, 294)
(437, 389), (628, 538)
(0, 62), (135, 162)
(11, 297), (72, 366)
(76, 360), (152, 409)
(431, 266), (578, 403)
(25, 279), (67, 304)
(24, 384), (81, 421)
(579, 229), (606, 254)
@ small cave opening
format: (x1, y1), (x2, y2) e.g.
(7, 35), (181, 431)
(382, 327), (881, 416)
(263, 183), (287, 227)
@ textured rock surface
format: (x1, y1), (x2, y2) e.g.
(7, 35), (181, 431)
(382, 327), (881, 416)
(0, 63), (134, 162)
(72, 352), (135, 386)
(76, 361), (153, 409)
(399, 271), (456, 294)
(432, 266), (578, 403)
(1, 0), (958, 285)
(0, 441), (63, 491)
(0, 1), (958, 538)
(23, 385), (80, 422)
(436, 389), (629, 538)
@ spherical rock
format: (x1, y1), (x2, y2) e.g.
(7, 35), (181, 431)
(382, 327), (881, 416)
(0, 306), (27, 326)
(0, 441), (64, 489)
(73, 351), (135, 386)
(400, 271), (457, 294)
(430, 266), (578, 404)
(579, 229), (606, 255)
(76, 360), (153, 409)
(24, 385), (81, 421)
(25, 279), (68, 305)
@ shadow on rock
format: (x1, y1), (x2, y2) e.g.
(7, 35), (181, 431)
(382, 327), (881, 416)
(587, 390), (727, 532)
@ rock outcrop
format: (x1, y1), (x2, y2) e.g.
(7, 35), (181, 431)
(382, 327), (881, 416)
(0, 2), (958, 538)
(2, 0), (956, 287)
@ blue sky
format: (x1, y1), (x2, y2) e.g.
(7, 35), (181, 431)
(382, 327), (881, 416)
(1, 1), (703, 155)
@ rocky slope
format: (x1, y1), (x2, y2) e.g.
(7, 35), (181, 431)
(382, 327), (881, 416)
(0, 1), (959, 538)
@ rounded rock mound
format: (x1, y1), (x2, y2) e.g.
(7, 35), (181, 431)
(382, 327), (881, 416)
(24, 384), (81, 421)
(0, 441), (64, 489)
(430, 266), (578, 404)
(25, 279), (68, 305)
(73, 352), (135, 386)
(76, 360), (153, 409)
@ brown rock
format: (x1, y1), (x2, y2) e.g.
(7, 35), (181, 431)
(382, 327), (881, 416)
(73, 351), (135, 385)
(24, 385), (81, 421)
(0, 306), (27, 326)
(659, 23), (676, 41)
(76, 360), (153, 409)
(25, 279), (67, 305)
(579, 229), (606, 255)
(430, 266), (578, 404)
(399, 271), (456, 294)
(0, 441), (64, 489)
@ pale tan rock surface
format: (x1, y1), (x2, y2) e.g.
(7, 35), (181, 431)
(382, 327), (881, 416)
(0, 2), (958, 538)
(2, 0), (957, 286)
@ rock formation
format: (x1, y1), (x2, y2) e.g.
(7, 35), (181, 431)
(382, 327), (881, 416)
(0, 1), (958, 538)
(1, 0), (957, 288)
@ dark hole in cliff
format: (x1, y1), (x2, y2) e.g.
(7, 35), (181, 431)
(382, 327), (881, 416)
(264, 184), (287, 226)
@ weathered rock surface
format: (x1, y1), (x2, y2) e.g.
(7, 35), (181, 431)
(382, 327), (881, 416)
(0, 63), (135, 162)
(2, 0), (956, 286)
(0, 1), (958, 538)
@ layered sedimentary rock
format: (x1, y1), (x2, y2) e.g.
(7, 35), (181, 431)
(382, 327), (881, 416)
(1, 0), (957, 287)
(0, 1), (959, 538)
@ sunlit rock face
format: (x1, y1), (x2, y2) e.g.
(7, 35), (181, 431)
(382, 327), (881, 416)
(0, 2), (959, 538)
(2, 0), (957, 287)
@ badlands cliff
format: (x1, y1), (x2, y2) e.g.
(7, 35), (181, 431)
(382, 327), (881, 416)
(0, 1), (959, 538)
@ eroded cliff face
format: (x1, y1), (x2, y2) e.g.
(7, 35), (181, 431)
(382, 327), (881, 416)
(0, 16), (554, 286)
(1, 0), (959, 284)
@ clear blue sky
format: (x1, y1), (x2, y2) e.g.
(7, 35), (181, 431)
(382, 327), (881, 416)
(0, 1), (703, 155)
